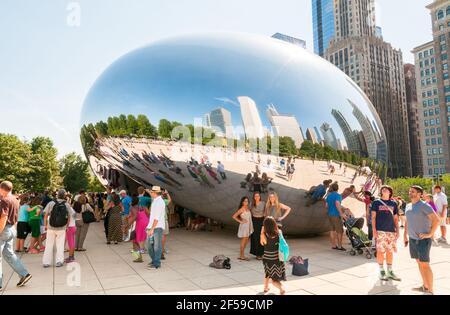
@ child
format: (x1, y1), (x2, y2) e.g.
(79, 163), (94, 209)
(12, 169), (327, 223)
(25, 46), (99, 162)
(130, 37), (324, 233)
(16, 195), (31, 253)
(27, 196), (44, 254)
(65, 203), (77, 263)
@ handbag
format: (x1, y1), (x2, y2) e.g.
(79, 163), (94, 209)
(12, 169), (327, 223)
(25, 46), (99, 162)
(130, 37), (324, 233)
(292, 257), (309, 276)
(82, 205), (96, 224)
(278, 231), (289, 262)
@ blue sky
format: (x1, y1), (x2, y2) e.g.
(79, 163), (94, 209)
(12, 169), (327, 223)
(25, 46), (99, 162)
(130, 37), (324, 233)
(0, 0), (432, 156)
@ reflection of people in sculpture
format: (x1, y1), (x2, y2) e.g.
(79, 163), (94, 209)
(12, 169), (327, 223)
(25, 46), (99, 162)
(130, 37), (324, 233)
(305, 179), (333, 207)
(255, 165), (261, 176)
(261, 173), (273, 193)
(241, 173), (253, 189)
(217, 161), (226, 180)
(159, 170), (183, 187)
(232, 196), (253, 261)
(264, 192), (291, 227)
(250, 173), (262, 193)
(286, 164), (295, 182)
(280, 158), (285, 170)
(351, 171), (358, 184)
(193, 165), (215, 188)
(204, 165), (221, 184)
(341, 185), (365, 202)
(343, 165), (347, 176)
(186, 165), (201, 183)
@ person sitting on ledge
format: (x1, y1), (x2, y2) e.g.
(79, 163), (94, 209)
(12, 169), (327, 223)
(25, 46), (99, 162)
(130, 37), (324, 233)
(305, 180), (332, 207)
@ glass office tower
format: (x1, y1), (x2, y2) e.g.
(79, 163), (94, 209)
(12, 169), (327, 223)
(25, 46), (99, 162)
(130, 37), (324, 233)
(312, 0), (335, 56)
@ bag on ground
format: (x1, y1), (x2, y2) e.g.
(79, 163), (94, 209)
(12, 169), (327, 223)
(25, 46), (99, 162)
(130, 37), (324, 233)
(291, 256), (309, 277)
(209, 255), (231, 269)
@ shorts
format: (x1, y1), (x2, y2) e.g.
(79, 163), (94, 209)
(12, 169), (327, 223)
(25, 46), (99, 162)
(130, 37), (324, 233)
(376, 231), (397, 254)
(40, 225), (46, 235)
(438, 211), (447, 226)
(409, 238), (432, 263)
(28, 220), (41, 238)
(16, 222), (30, 240)
(328, 216), (343, 234)
(164, 220), (170, 235)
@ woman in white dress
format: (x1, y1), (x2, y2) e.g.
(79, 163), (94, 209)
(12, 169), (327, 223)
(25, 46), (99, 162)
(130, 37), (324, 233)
(232, 196), (254, 261)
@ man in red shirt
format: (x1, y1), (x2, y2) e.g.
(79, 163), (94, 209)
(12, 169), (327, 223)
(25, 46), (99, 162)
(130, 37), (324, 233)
(0, 181), (32, 290)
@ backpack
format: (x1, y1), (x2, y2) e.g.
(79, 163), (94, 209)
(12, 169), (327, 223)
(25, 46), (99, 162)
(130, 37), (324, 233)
(49, 201), (69, 228)
(209, 255), (231, 269)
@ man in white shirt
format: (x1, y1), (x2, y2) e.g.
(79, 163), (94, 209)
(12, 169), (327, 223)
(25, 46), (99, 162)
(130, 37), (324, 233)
(146, 186), (166, 269)
(43, 189), (76, 268)
(433, 186), (448, 243)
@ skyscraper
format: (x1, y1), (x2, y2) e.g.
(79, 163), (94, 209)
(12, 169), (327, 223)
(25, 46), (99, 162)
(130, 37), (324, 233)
(320, 122), (338, 149)
(425, 0), (450, 176)
(208, 107), (233, 139)
(306, 128), (319, 144)
(413, 42), (445, 177)
(317, 0), (412, 177)
(312, 0), (335, 56)
(349, 100), (378, 159)
(404, 63), (424, 177)
(266, 104), (304, 147)
(272, 33), (306, 49)
(238, 96), (265, 140)
(203, 113), (211, 128)
(331, 109), (361, 153)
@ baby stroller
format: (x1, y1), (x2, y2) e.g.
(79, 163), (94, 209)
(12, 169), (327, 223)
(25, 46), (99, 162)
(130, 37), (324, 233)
(344, 217), (374, 259)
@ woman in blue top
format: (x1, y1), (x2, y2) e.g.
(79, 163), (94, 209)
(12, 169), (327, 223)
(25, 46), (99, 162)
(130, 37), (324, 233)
(16, 195), (31, 253)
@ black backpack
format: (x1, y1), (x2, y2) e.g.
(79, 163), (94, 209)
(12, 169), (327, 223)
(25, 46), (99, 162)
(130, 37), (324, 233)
(50, 201), (69, 228)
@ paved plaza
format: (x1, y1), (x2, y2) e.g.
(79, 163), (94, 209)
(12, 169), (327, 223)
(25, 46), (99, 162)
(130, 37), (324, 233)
(2, 221), (450, 295)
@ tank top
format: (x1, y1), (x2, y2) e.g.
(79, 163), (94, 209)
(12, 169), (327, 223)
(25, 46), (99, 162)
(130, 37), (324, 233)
(252, 202), (265, 217)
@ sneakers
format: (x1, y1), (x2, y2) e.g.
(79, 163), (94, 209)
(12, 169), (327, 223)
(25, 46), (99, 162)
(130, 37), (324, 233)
(387, 270), (401, 281)
(133, 257), (144, 263)
(438, 237), (448, 244)
(65, 257), (75, 263)
(43, 264), (51, 268)
(147, 264), (160, 270)
(55, 262), (64, 268)
(379, 270), (388, 281)
(17, 274), (32, 287)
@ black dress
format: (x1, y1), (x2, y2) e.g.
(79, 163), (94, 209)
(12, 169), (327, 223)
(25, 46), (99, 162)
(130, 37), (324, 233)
(250, 217), (264, 257)
(263, 234), (286, 282)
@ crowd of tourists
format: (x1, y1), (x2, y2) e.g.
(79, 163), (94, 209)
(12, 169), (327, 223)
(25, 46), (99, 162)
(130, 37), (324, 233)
(323, 181), (446, 295)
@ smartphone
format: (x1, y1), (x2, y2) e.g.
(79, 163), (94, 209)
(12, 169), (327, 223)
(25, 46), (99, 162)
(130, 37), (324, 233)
(404, 240), (409, 247)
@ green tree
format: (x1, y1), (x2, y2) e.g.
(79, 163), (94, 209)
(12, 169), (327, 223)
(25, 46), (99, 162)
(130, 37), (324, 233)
(278, 137), (296, 156)
(88, 174), (105, 192)
(136, 114), (157, 137)
(158, 119), (172, 138)
(126, 115), (138, 135)
(60, 152), (90, 193)
(94, 121), (108, 136)
(0, 134), (32, 192)
(28, 137), (61, 192)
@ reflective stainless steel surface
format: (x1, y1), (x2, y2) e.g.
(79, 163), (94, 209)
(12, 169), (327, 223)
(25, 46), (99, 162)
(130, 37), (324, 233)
(80, 32), (387, 235)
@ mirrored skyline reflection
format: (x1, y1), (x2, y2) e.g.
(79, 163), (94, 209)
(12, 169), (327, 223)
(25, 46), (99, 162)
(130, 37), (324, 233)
(80, 32), (388, 235)
(81, 33), (386, 161)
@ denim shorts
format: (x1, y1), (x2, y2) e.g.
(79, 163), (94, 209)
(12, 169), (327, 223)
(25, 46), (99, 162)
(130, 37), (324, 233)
(409, 238), (432, 263)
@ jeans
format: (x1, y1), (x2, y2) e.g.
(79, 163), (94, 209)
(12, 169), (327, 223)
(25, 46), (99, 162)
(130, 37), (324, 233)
(147, 228), (163, 267)
(0, 225), (29, 287)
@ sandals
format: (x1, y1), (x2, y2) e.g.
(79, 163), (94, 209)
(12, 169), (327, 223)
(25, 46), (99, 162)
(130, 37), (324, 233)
(264, 287), (270, 293)
(238, 257), (250, 261)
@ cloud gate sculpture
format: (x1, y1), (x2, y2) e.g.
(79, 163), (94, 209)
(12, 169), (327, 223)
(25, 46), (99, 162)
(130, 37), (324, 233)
(80, 32), (388, 235)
